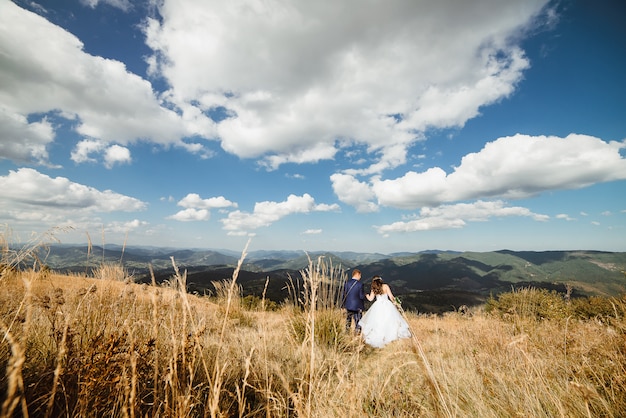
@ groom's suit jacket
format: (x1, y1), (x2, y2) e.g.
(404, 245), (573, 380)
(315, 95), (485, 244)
(343, 278), (364, 311)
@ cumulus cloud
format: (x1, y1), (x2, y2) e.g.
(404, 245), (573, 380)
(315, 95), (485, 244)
(104, 145), (132, 168)
(302, 229), (322, 235)
(221, 194), (340, 234)
(334, 134), (626, 211)
(261, 143), (338, 171)
(71, 140), (132, 168)
(0, 1), (214, 166)
(2, 0), (555, 173)
(167, 193), (238, 222)
(144, 0), (550, 171)
(177, 193), (237, 210)
(71, 140), (105, 164)
(330, 173), (379, 213)
(375, 200), (548, 235)
(0, 168), (147, 231)
(0, 108), (55, 165)
(0, 168), (146, 211)
(168, 208), (210, 222)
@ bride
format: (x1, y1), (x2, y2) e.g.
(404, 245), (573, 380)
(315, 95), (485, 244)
(358, 276), (411, 348)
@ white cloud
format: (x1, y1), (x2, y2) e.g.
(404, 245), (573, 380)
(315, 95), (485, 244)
(336, 134), (626, 211)
(556, 214), (576, 221)
(314, 203), (341, 212)
(286, 173), (306, 180)
(221, 193), (339, 234)
(168, 208), (210, 222)
(0, 108), (55, 165)
(144, 0), (550, 171)
(104, 145), (132, 168)
(0, 168), (147, 232)
(302, 229), (322, 235)
(79, 0), (132, 11)
(2, 0), (556, 174)
(71, 140), (132, 168)
(0, 168), (145, 211)
(330, 173), (378, 213)
(107, 219), (149, 233)
(167, 193), (238, 222)
(0, 1), (215, 165)
(372, 167), (450, 209)
(375, 200), (548, 235)
(261, 142), (338, 171)
(443, 134), (626, 201)
(71, 139), (105, 164)
(377, 217), (466, 234)
(177, 193), (237, 210)
(400, 46), (530, 132)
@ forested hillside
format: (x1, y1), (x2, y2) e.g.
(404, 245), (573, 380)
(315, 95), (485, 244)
(37, 245), (626, 313)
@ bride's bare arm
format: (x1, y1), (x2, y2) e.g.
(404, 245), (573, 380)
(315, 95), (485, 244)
(365, 291), (375, 301)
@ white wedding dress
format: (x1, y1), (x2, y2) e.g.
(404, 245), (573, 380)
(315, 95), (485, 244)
(358, 294), (411, 348)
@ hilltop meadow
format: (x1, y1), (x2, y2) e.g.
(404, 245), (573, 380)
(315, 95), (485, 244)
(1, 235), (626, 417)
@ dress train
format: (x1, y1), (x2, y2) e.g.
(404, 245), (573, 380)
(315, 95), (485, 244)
(358, 294), (411, 348)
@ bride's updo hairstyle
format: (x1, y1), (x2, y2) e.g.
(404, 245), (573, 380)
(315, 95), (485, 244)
(371, 276), (384, 295)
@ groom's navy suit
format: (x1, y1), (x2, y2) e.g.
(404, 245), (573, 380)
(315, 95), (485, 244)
(343, 277), (365, 332)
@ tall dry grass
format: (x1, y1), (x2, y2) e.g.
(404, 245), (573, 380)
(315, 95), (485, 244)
(1, 233), (625, 417)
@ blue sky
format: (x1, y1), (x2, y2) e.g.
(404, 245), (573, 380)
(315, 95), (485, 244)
(1, 0), (625, 254)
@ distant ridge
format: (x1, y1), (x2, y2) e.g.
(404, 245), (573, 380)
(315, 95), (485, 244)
(34, 244), (626, 313)
(390, 250), (462, 257)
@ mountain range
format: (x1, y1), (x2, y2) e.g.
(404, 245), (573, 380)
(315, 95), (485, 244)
(37, 244), (626, 314)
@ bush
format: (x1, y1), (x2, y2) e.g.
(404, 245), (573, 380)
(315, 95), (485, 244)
(288, 308), (348, 349)
(571, 294), (626, 324)
(486, 287), (572, 320)
(241, 294), (280, 311)
(487, 288), (626, 326)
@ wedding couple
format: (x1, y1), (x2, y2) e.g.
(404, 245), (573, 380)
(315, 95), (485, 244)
(343, 269), (411, 348)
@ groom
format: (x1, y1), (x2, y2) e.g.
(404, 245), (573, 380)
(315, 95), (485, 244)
(343, 269), (365, 333)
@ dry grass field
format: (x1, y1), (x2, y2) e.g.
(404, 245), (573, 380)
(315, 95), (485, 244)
(1, 239), (625, 417)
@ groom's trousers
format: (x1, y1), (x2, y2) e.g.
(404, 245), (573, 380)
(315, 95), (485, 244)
(346, 310), (362, 333)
